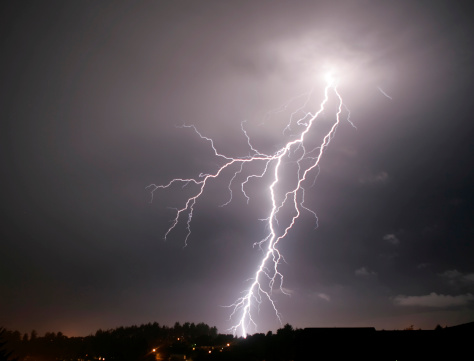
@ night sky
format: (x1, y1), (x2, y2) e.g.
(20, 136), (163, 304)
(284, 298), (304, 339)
(1, 1), (473, 337)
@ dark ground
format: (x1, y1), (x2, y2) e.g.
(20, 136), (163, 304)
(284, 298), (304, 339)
(1, 321), (473, 361)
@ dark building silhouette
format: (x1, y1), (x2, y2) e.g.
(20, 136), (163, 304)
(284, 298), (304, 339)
(294, 324), (473, 360)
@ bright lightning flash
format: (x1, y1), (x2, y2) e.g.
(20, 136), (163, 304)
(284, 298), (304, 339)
(147, 72), (353, 338)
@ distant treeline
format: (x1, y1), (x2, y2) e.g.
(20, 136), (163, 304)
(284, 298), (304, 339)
(0, 321), (224, 361)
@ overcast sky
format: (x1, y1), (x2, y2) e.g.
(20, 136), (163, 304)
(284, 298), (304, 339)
(1, 0), (473, 337)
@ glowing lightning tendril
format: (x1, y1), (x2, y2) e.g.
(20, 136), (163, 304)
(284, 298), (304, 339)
(147, 72), (353, 337)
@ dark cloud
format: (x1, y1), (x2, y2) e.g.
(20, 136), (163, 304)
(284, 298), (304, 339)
(394, 293), (474, 308)
(1, 0), (473, 336)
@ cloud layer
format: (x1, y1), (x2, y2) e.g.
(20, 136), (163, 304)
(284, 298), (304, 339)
(394, 293), (474, 308)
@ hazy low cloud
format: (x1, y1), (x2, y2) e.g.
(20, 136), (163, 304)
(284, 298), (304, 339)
(394, 293), (474, 308)
(441, 269), (463, 279)
(440, 270), (474, 285)
(359, 171), (389, 185)
(317, 293), (331, 302)
(355, 267), (377, 277)
(383, 233), (399, 245)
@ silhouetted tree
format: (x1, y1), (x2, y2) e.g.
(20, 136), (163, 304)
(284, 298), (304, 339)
(276, 323), (294, 337)
(0, 328), (18, 361)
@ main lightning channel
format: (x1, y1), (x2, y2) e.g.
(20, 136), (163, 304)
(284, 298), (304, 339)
(147, 76), (351, 338)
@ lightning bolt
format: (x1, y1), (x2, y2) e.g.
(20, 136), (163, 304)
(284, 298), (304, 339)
(377, 86), (393, 100)
(147, 72), (353, 337)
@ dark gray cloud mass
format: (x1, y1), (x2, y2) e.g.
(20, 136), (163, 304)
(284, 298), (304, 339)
(1, 0), (473, 336)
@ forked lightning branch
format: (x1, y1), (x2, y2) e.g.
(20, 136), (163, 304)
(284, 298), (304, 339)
(147, 72), (353, 337)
